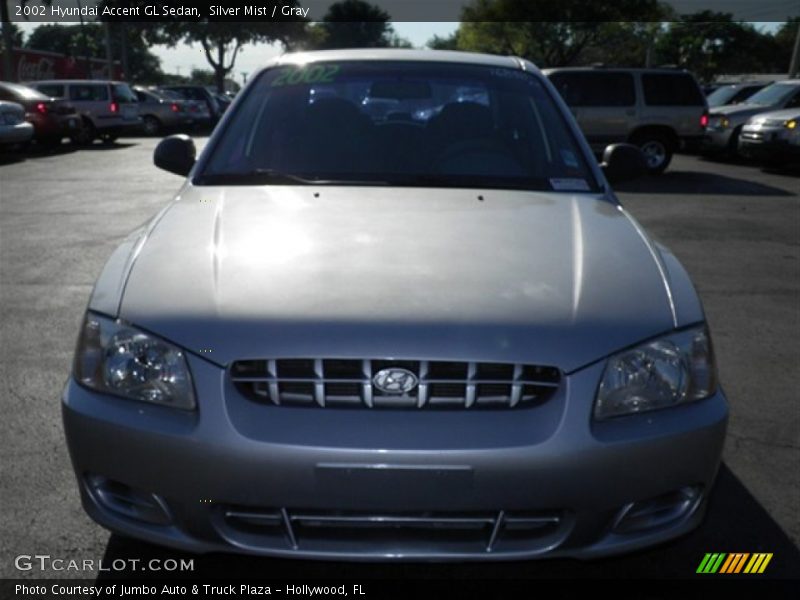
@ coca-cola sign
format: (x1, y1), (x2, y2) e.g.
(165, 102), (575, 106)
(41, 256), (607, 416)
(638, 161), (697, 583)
(1, 48), (123, 82)
(17, 54), (56, 81)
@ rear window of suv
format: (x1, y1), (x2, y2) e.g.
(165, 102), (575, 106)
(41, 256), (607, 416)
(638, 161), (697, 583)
(548, 72), (635, 107)
(112, 84), (138, 103)
(34, 83), (64, 98)
(69, 84), (109, 102)
(642, 73), (704, 106)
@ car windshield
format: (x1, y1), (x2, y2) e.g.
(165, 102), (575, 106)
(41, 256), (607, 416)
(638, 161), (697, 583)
(200, 61), (598, 192)
(743, 83), (797, 106)
(157, 89), (184, 100)
(1, 82), (48, 101)
(706, 86), (741, 107)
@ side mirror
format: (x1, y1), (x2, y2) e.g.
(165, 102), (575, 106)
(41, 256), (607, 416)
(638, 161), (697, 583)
(154, 134), (196, 176)
(601, 143), (647, 184)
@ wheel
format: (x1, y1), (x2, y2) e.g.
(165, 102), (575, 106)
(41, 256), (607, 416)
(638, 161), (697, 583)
(634, 134), (674, 175)
(142, 115), (161, 136)
(100, 133), (118, 144)
(72, 120), (96, 146)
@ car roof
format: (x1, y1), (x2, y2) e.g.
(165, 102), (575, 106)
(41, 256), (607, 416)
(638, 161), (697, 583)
(541, 66), (693, 74)
(272, 48), (524, 69)
(30, 79), (126, 85)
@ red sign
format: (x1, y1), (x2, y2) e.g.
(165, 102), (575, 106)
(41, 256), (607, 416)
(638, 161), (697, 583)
(1, 47), (124, 82)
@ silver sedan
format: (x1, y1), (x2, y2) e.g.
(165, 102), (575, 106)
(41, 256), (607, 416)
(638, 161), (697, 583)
(63, 49), (728, 561)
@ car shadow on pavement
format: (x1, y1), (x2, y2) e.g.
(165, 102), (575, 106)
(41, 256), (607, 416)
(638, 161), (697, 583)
(95, 464), (800, 580)
(0, 143), (77, 164)
(77, 142), (138, 151)
(614, 171), (795, 197)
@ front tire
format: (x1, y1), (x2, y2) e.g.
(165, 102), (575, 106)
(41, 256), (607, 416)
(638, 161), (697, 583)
(633, 133), (674, 175)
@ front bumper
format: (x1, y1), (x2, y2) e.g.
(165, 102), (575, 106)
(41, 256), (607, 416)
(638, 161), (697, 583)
(62, 356), (728, 561)
(701, 128), (735, 152)
(738, 130), (800, 162)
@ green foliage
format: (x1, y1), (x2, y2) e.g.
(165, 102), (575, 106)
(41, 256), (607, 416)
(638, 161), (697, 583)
(656, 12), (789, 80)
(429, 1), (798, 78)
(305, 0), (411, 49)
(449, 0), (666, 66)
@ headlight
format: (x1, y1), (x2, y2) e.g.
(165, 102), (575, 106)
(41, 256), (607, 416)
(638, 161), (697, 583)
(785, 119), (797, 130)
(594, 326), (716, 420)
(74, 312), (196, 410)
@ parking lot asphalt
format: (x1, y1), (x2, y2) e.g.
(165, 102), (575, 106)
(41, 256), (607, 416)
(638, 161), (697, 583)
(0, 140), (798, 581)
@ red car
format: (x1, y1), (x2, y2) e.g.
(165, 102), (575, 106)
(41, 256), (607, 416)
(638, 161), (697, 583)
(0, 82), (81, 146)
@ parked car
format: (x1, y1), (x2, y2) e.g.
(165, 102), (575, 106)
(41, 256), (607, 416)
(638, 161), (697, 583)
(0, 100), (34, 149)
(159, 85), (225, 123)
(702, 80), (800, 156)
(155, 88), (212, 127)
(545, 67), (708, 174)
(0, 81), (80, 146)
(64, 50), (727, 561)
(706, 83), (766, 108)
(738, 108), (800, 165)
(212, 91), (232, 113)
(28, 79), (141, 145)
(133, 86), (199, 135)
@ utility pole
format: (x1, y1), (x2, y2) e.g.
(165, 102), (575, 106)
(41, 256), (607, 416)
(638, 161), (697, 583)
(104, 22), (113, 79)
(790, 22), (800, 78)
(75, 0), (92, 79)
(1, 2), (14, 81)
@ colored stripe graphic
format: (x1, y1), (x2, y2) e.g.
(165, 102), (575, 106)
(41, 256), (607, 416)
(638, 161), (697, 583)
(744, 553), (774, 574)
(699, 552), (774, 574)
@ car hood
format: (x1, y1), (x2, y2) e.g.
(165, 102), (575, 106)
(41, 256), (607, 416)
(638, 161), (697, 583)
(710, 104), (778, 119)
(116, 185), (677, 372)
(744, 107), (800, 122)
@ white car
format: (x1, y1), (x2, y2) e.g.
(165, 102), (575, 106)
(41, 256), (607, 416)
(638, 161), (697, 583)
(738, 108), (800, 165)
(0, 101), (34, 148)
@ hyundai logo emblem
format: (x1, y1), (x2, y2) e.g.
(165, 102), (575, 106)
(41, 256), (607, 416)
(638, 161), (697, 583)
(372, 368), (418, 395)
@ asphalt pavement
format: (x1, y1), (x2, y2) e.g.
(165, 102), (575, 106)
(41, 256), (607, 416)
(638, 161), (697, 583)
(0, 140), (798, 582)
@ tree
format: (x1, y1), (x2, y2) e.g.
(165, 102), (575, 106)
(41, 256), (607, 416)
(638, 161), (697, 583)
(428, 32), (460, 51)
(443, 0), (666, 67)
(148, 17), (307, 92)
(306, 0), (411, 50)
(656, 12), (783, 81)
(773, 17), (799, 75)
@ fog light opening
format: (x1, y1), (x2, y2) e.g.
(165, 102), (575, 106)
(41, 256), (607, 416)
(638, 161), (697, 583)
(612, 486), (703, 535)
(86, 474), (172, 526)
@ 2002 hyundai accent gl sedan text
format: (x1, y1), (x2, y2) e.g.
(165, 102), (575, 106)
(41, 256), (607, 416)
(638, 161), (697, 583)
(63, 49), (728, 560)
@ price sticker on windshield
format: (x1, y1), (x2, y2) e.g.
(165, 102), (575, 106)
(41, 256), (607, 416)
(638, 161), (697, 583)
(271, 65), (341, 87)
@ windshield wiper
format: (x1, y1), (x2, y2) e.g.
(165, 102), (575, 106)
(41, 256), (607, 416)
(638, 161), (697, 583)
(196, 169), (390, 186)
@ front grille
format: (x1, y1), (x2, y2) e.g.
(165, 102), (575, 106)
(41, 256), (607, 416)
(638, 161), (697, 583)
(231, 359), (561, 409)
(215, 507), (566, 555)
